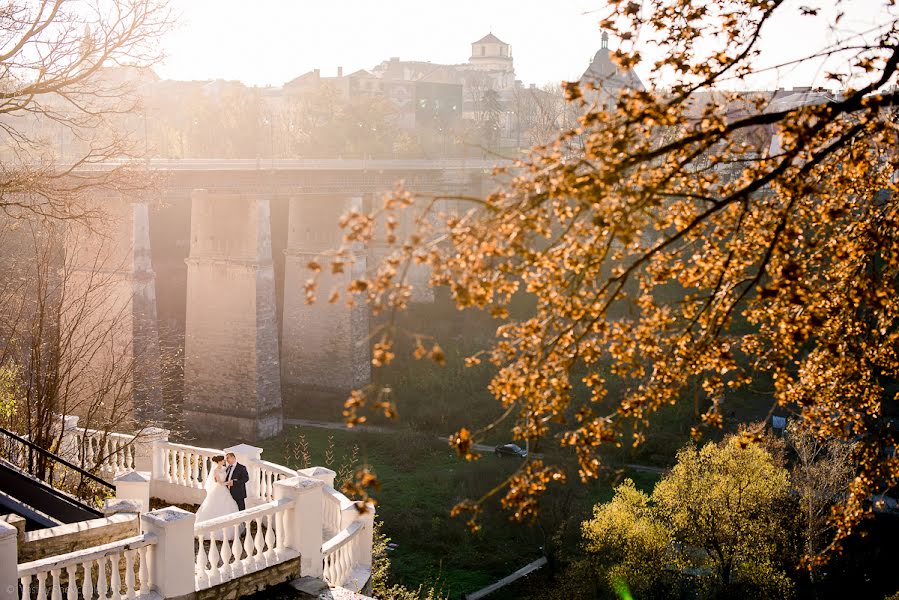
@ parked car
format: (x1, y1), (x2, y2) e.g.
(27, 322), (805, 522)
(494, 443), (527, 458)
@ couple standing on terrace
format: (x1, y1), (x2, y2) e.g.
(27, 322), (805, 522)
(195, 452), (250, 525)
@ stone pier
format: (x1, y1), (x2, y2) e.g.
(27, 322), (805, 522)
(281, 196), (370, 413)
(182, 189), (283, 440)
(64, 196), (162, 425)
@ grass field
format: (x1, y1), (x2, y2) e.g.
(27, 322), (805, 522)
(259, 424), (660, 598)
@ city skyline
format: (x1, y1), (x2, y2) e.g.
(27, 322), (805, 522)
(158, 0), (896, 90)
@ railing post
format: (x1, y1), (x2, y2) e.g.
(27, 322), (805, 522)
(133, 427), (169, 475)
(274, 476), (324, 578)
(140, 507), (196, 598)
(114, 471), (151, 512)
(224, 443), (263, 504)
(358, 502), (375, 571)
(0, 520), (16, 600)
(58, 414), (81, 463)
(297, 466), (336, 489)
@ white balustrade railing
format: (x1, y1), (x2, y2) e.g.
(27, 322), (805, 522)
(193, 498), (296, 590)
(255, 460), (296, 502)
(74, 429), (137, 476)
(9, 415), (376, 595)
(17, 533), (156, 600)
(321, 521), (365, 589)
(322, 485), (346, 539)
(156, 441), (221, 488)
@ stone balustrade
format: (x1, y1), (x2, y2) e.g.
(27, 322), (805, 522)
(322, 520), (371, 591)
(256, 460), (296, 503)
(17, 532), (157, 600)
(68, 426), (137, 477)
(322, 486), (344, 540)
(194, 498), (296, 591)
(156, 441), (221, 489)
(6, 417), (376, 598)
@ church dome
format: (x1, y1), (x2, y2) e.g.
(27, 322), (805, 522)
(580, 32), (644, 94)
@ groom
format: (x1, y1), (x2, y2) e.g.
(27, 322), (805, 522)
(223, 452), (249, 511)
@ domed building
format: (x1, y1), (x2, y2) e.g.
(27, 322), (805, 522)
(580, 31), (644, 109)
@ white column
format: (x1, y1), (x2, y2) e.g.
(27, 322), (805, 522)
(297, 466), (336, 489)
(274, 476), (324, 578)
(59, 414), (81, 463)
(140, 507), (196, 598)
(357, 503), (375, 570)
(133, 427), (169, 474)
(225, 443), (263, 504)
(114, 470), (151, 512)
(0, 520), (16, 600)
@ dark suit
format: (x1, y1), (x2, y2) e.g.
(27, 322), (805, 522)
(225, 462), (249, 511)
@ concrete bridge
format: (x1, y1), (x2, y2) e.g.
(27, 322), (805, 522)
(71, 158), (498, 441)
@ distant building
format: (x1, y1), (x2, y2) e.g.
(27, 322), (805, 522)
(579, 31), (645, 110)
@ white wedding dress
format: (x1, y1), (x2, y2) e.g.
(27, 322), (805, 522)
(195, 466), (240, 540)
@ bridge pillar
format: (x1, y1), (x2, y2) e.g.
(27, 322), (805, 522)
(182, 189), (283, 441)
(64, 197), (163, 426)
(281, 195), (370, 414)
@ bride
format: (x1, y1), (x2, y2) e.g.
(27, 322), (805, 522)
(195, 455), (240, 539)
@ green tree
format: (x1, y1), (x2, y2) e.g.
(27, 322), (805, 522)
(552, 439), (795, 600)
(581, 479), (681, 598)
(652, 440), (794, 598)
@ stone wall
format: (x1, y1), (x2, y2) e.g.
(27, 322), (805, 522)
(281, 195), (371, 414)
(63, 196), (163, 426)
(17, 514), (139, 562)
(183, 190), (283, 441)
(194, 555), (301, 600)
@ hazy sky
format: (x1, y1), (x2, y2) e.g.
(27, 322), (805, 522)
(158, 1), (897, 89)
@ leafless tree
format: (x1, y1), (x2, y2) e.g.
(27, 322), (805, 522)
(0, 0), (172, 221)
(785, 421), (855, 563)
(0, 212), (171, 480)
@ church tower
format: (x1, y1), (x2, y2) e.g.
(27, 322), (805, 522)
(468, 32), (514, 73)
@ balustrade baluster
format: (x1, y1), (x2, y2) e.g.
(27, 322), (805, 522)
(243, 518), (254, 560)
(104, 439), (112, 471)
(124, 549), (136, 599)
(138, 546), (150, 593)
(201, 456), (209, 486)
(190, 453), (199, 486)
(253, 517), (264, 557)
(109, 554), (122, 600)
(231, 525), (243, 563)
(162, 447), (171, 482)
(264, 514), (275, 553)
(80, 559), (93, 600)
(196, 533), (207, 573)
(19, 575), (32, 600)
(208, 534), (220, 583)
(119, 440), (127, 472)
(220, 527), (233, 578)
(95, 558), (107, 599)
(65, 565), (77, 600)
(34, 571), (47, 600)
(49, 568), (61, 600)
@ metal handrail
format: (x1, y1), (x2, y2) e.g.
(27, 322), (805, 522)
(0, 426), (114, 491)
